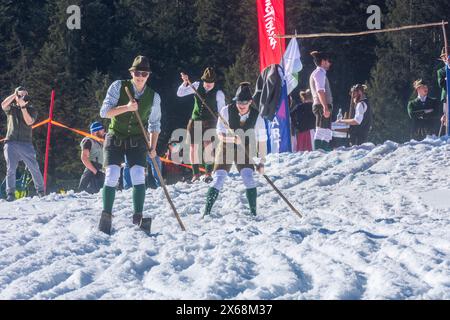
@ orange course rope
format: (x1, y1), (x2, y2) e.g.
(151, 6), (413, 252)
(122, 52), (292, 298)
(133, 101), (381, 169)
(49, 120), (104, 142)
(2, 117), (206, 173)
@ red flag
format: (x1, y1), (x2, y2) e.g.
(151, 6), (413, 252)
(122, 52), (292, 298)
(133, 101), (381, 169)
(257, 0), (286, 71)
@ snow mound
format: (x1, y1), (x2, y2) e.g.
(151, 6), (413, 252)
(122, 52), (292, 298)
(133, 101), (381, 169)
(0, 138), (449, 300)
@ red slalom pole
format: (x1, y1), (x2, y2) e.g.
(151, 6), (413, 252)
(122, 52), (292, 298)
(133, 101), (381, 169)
(43, 90), (55, 194)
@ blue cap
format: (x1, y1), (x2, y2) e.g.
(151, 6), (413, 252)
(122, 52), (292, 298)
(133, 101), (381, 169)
(90, 121), (104, 133)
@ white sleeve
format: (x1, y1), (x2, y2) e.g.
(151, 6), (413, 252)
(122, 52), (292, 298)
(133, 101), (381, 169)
(255, 115), (268, 142)
(353, 102), (366, 125)
(216, 90), (226, 110)
(314, 70), (326, 92)
(216, 106), (229, 136)
(148, 93), (161, 133)
(100, 80), (122, 118)
(177, 81), (199, 97)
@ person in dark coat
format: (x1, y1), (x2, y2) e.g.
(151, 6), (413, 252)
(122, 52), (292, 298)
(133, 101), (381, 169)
(407, 80), (441, 140)
(290, 89), (315, 151)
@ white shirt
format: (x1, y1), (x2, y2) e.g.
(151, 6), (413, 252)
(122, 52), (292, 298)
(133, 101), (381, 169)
(309, 67), (333, 106)
(312, 67), (327, 91)
(177, 81), (226, 110)
(354, 101), (368, 125)
(217, 106), (267, 142)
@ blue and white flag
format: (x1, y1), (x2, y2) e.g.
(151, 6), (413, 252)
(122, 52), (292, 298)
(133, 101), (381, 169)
(283, 39), (303, 95)
(268, 72), (292, 153)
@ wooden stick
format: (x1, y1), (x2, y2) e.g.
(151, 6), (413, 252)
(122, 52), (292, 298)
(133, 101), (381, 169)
(182, 74), (303, 220)
(124, 86), (186, 231)
(442, 21), (449, 136)
(277, 21), (448, 39)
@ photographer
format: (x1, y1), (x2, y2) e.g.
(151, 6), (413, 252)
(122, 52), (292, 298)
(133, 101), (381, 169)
(1, 86), (45, 201)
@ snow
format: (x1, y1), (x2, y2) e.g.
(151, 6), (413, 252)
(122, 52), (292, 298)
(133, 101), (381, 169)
(0, 138), (449, 300)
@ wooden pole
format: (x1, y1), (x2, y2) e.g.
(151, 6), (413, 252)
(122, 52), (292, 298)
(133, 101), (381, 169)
(182, 74), (303, 220)
(124, 87), (186, 231)
(276, 21), (448, 39)
(442, 21), (450, 136)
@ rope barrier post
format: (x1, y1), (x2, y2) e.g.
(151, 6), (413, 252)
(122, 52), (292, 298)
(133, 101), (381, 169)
(43, 90), (55, 195)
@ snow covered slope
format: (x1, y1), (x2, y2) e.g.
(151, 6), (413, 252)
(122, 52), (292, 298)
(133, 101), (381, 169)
(0, 138), (449, 300)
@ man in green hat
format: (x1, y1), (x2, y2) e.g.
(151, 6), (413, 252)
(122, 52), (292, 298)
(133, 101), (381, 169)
(407, 79), (440, 140)
(203, 82), (267, 217)
(437, 47), (449, 128)
(98, 55), (161, 235)
(177, 67), (226, 183)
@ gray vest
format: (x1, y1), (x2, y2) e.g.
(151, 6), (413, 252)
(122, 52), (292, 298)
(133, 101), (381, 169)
(309, 68), (333, 106)
(80, 137), (103, 165)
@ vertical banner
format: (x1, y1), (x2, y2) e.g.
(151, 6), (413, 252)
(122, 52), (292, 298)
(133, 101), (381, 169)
(43, 90), (55, 194)
(257, 0), (286, 72)
(257, 0), (290, 152)
(269, 75), (292, 153)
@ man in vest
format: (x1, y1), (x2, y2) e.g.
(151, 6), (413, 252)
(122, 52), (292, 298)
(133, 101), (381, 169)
(407, 80), (441, 140)
(337, 84), (373, 146)
(1, 86), (45, 202)
(98, 55), (161, 235)
(309, 51), (334, 151)
(78, 121), (106, 194)
(177, 67), (226, 183)
(438, 47), (449, 130)
(203, 82), (267, 217)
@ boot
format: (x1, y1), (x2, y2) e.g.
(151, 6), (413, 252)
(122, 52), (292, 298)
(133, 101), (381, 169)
(132, 213), (143, 225)
(202, 173), (213, 184)
(246, 188), (257, 216)
(191, 173), (201, 183)
(6, 193), (15, 202)
(132, 212), (152, 234)
(98, 211), (112, 235)
(203, 187), (220, 217)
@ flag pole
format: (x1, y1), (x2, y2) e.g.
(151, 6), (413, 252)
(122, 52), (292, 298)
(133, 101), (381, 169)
(442, 21), (449, 136)
(43, 90), (55, 195)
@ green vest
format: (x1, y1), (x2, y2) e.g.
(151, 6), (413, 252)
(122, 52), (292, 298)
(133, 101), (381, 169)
(109, 80), (155, 138)
(192, 83), (219, 121)
(80, 137), (103, 165)
(407, 96), (440, 120)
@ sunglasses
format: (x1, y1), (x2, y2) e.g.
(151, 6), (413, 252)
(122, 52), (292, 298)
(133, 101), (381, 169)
(134, 71), (150, 77)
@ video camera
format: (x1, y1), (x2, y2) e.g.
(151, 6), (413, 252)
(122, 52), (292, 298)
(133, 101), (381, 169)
(15, 86), (31, 103)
